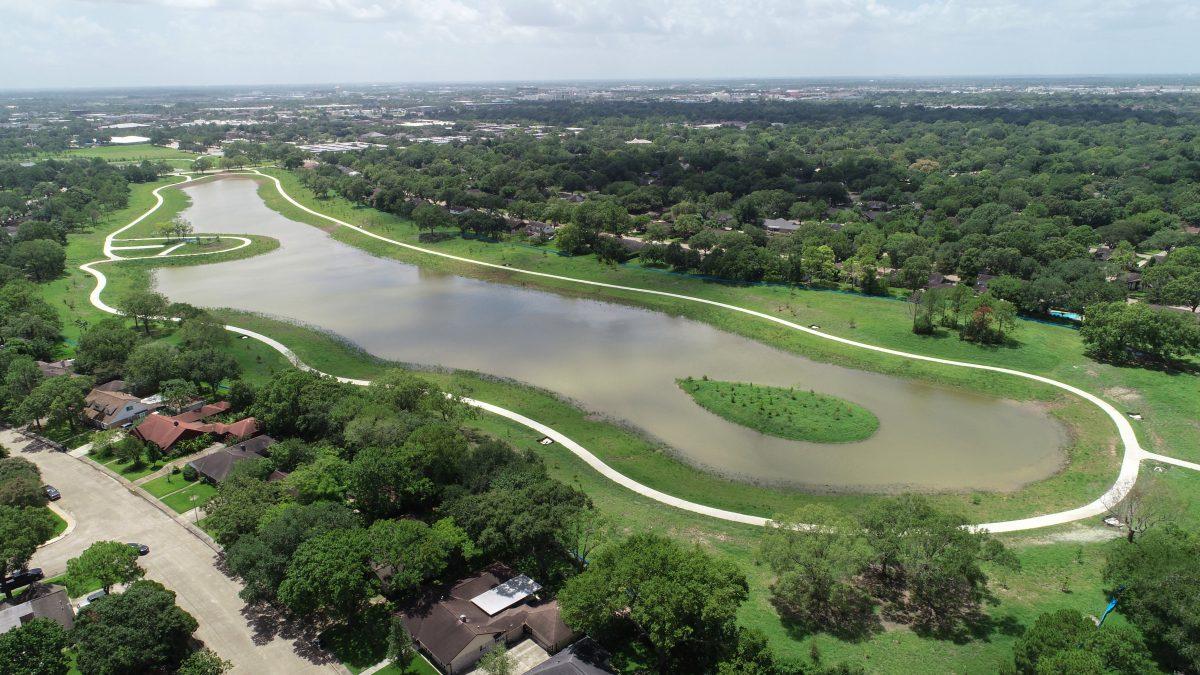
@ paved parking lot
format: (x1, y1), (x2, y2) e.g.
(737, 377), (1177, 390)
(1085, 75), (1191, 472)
(13, 431), (339, 674)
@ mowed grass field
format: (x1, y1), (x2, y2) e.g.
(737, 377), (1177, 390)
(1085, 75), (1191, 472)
(53, 143), (198, 162)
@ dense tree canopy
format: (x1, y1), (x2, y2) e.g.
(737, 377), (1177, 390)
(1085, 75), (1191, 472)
(559, 533), (749, 672)
(73, 580), (199, 675)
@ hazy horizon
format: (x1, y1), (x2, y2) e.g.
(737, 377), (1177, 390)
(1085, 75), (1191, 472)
(3, 0), (1198, 90)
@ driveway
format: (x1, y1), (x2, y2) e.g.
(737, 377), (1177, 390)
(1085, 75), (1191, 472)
(13, 431), (338, 674)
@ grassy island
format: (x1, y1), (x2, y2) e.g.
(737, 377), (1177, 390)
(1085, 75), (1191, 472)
(677, 377), (879, 443)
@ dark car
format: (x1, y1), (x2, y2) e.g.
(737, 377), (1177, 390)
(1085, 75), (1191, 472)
(44, 485), (61, 501)
(1, 568), (44, 592)
(127, 543), (149, 556)
(78, 589), (107, 609)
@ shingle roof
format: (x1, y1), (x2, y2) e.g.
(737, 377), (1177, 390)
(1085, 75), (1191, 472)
(83, 388), (142, 426)
(401, 564), (575, 670)
(133, 414), (259, 451)
(526, 638), (614, 675)
(0, 587), (74, 635)
(174, 401), (231, 423)
(187, 435), (277, 483)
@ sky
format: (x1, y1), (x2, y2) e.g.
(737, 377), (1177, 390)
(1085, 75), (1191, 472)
(2, 0), (1198, 89)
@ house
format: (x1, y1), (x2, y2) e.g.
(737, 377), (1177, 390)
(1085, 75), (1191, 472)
(1123, 271), (1142, 291)
(525, 222), (558, 238)
(83, 385), (156, 429)
(35, 359), (74, 378)
(973, 273), (996, 294)
(187, 435), (276, 483)
(132, 413), (259, 454)
(1091, 245), (1114, 261)
(925, 273), (957, 291)
(401, 564), (576, 675)
(173, 401), (231, 423)
(0, 586), (74, 635)
(526, 638), (614, 675)
(762, 218), (800, 233)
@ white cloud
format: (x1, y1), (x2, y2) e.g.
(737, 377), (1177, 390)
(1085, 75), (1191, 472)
(2, 0), (1197, 87)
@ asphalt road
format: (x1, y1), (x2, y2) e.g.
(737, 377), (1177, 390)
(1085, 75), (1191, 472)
(15, 432), (338, 674)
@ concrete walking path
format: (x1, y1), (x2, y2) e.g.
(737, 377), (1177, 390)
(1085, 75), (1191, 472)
(80, 170), (1199, 535)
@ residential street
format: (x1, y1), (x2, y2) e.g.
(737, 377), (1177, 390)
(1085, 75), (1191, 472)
(13, 431), (338, 674)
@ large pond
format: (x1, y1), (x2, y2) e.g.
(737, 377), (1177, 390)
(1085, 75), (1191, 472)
(154, 177), (1068, 492)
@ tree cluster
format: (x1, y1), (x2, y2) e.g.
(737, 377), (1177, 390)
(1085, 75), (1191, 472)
(205, 368), (596, 631)
(759, 497), (1018, 641)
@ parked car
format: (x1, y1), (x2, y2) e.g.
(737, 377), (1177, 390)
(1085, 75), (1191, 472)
(44, 485), (61, 501)
(1, 568), (44, 593)
(78, 589), (107, 609)
(127, 542), (149, 556)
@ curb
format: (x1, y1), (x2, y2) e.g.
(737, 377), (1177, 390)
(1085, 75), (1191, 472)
(75, 454), (222, 554)
(40, 500), (77, 547)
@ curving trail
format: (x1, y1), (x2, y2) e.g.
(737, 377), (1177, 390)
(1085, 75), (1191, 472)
(81, 170), (1196, 533)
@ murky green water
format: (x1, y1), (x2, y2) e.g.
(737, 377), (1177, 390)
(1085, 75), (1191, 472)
(154, 177), (1068, 492)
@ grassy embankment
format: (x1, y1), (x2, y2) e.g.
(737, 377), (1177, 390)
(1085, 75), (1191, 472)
(677, 377), (879, 443)
(43, 175), (290, 386)
(47, 174), (1191, 671)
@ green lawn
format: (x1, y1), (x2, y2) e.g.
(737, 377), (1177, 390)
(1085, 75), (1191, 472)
(47, 572), (103, 598)
(677, 377), (879, 443)
(97, 456), (168, 482)
(160, 482), (217, 513)
(55, 144), (198, 162)
(49, 509), (68, 537)
(140, 472), (199, 498)
(372, 656), (439, 675)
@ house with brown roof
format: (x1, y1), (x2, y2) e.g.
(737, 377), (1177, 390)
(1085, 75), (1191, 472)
(401, 564), (576, 674)
(131, 413), (259, 454)
(35, 359), (74, 378)
(83, 385), (156, 429)
(187, 435), (276, 483)
(173, 401), (231, 424)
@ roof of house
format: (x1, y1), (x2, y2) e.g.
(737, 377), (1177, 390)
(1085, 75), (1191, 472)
(36, 359), (74, 378)
(83, 388), (144, 426)
(174, 401), (232, 423)
(401, 564), (574, 669)
(95, 379), (128, 392)
(762, 217), (800, 232)
(526, 638), (614, 675)
(188, 438), (274, 483)
(0, 586), (74, 635)
(133, 414), (259, 451)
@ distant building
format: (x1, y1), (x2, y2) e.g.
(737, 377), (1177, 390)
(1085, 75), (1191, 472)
(762, 218), (800, 233)
(925, 272), (957, 291)
(35, 359), (74, 378)
(401, 564), (576, 674)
